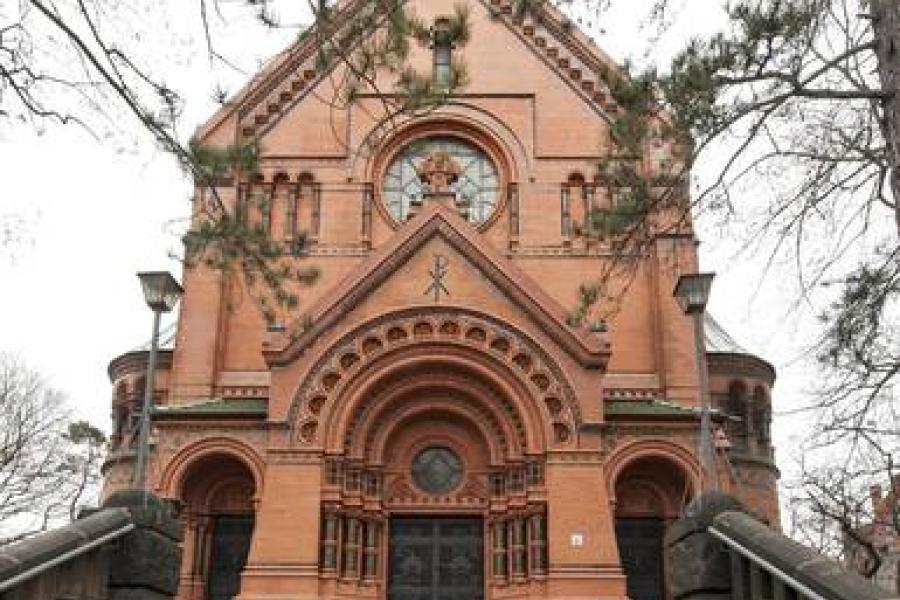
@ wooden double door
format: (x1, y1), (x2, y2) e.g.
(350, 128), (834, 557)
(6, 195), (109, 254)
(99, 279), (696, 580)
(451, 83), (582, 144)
(388, 517), (484, 600)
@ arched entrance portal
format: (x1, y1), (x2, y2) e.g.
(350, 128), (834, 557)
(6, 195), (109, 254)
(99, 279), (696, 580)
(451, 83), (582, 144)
(613, 455), (694, 600)
(383, 408), (489, 600)
(308, 339), (559, 599)
(174, 452), (257, 600)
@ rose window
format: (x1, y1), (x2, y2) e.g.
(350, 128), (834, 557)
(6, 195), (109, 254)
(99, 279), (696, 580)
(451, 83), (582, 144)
(382, 137), (500, 224)
(411, 447), (463, 495)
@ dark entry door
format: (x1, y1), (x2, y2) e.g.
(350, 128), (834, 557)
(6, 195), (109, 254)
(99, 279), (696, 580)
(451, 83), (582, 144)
(615, 517), (665, 600)
(389, 517), (484, 600)
(207, 515), (255, 600)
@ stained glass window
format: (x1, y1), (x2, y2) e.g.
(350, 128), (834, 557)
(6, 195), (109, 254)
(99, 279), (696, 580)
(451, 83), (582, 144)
(382, 137), (499, 224)
(411, 447), (463, 494)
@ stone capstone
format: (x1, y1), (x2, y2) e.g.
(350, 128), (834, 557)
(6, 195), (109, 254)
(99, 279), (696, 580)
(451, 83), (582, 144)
(665, 493), (748, 600)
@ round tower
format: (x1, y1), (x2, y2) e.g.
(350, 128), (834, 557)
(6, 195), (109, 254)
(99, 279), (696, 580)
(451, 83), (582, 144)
(705, 314), (780, 526)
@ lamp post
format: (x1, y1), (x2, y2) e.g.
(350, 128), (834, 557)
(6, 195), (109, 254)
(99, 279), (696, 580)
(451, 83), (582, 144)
(673, 272), (717, 498)
(134, 271), (183, 493)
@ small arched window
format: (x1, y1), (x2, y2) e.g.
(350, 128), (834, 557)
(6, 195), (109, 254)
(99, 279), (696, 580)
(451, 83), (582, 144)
(727, 381), (748, 420)
(566, 173), (588, 235)
(753, 387), (771, 444)
(113, 406), (128, 439)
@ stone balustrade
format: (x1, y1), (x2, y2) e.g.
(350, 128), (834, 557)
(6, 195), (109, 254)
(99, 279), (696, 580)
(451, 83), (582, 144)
(667, 492), (900, 600)
(0, 490), (182, 600)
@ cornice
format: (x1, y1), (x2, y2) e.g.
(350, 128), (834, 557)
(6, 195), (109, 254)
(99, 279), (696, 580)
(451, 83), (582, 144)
(107, 350), (173, 383)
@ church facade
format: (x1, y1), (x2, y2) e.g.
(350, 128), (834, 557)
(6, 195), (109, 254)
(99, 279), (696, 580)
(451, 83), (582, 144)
(102, 0), (780, 598)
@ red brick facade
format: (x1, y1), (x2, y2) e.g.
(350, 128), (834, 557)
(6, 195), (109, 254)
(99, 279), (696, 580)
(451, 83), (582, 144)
(102, 0), (780, 597)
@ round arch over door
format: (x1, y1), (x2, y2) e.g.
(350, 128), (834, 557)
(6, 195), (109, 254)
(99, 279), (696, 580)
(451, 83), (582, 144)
(174, 452), (258, 600)
(613, 454), (695, 600)
(302, 311), (558, 599)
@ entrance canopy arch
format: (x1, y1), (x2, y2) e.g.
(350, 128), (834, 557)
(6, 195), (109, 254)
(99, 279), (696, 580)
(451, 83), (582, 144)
(163, 445), (260, 600)
(159, 436), (264, 503)
(288, 308), (582, 455)
(608, 441), (699, 600)
(328, 348), (539, 460)
(605, 438), (700, 513)
(357, 371), (520, 465)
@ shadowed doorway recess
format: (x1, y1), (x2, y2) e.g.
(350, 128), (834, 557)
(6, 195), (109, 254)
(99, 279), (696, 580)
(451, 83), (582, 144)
(389, 517), (484, 600)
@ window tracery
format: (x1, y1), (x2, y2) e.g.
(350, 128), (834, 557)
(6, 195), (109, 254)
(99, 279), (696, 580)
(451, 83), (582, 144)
(382, 137), (499, 224)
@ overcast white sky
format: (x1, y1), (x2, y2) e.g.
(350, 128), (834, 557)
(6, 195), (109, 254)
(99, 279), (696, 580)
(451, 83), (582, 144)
(0, 1), (823, 503)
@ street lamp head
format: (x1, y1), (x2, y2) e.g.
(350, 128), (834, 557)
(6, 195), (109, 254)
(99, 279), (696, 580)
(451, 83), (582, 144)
(137, 271), (184, 313)
(673, 272), (715, 315)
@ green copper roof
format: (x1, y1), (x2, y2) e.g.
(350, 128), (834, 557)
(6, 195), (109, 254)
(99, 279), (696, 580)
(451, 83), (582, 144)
(153, 397), (267, 417)
(605, 399), (700, 418)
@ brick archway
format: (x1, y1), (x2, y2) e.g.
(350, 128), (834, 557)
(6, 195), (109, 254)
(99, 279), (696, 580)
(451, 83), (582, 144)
(167, 449), (259, 600)
(604, 438), (701, 511)
(288, 308), (581, 452)
(607, 441), (699, 600)
(302, 310), (558, 593)
(159, 436), (265, 503)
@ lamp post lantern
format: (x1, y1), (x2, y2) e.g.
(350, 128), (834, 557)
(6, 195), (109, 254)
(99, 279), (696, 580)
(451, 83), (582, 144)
(673, 272), (717, 498)
(134, 271), (183, 494)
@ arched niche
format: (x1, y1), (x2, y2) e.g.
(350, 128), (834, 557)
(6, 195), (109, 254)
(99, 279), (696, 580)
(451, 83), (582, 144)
(173, 451), (259, 600)
(613, 455), (694, 520)
(611, 451), (697, 600)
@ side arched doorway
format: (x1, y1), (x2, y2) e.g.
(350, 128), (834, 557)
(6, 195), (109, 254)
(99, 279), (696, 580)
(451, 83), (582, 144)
(173, 452), (258, 600)
(612, 454), (695, 600)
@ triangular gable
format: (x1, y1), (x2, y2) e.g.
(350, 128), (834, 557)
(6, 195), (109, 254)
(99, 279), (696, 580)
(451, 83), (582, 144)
(265, 202), (610, 368)
(195, 0), (624, 144)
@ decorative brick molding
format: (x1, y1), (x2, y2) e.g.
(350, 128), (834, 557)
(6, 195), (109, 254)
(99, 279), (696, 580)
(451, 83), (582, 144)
(288, 307), (581, 451)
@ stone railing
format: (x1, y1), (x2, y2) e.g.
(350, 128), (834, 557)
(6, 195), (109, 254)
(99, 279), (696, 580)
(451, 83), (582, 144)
(0, 490), (182, 600)
(667, 492), (900, 600)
